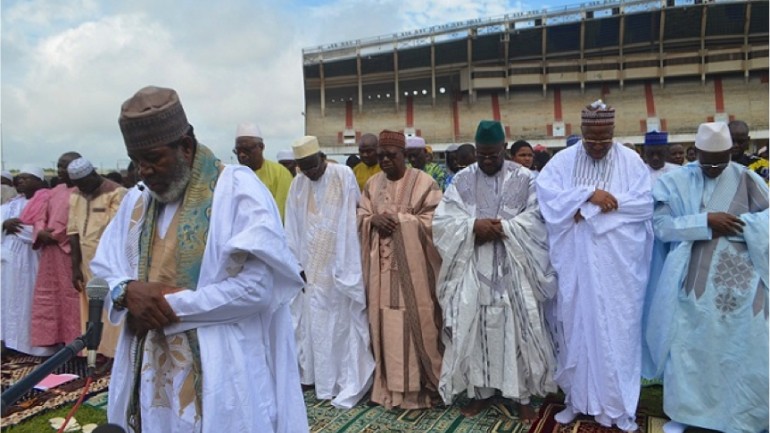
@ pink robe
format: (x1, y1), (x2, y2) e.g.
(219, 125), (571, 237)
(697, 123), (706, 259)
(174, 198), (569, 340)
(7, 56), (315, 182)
(20, 184), (81, 347)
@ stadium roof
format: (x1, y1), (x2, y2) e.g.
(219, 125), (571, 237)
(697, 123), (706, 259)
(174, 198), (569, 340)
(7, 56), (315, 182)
(303, 0), (767, 75)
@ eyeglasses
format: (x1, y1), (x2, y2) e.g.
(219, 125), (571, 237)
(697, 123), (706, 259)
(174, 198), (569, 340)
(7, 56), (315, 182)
(232, 146), (258, 156)
(476, 149), (505, 162)
(583, 139), (613, 146)
(699, 162), (729, 169)
(377, 151), (402, 160)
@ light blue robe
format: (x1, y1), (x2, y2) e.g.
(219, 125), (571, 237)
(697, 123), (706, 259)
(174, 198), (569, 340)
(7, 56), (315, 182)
(646, 162), (768, 433)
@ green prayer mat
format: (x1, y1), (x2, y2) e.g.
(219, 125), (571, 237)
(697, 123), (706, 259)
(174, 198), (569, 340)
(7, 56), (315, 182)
(305, 391), (531, 433)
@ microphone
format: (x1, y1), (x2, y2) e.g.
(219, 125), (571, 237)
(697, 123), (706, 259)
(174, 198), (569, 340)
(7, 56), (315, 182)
(85, 278), (109, 376)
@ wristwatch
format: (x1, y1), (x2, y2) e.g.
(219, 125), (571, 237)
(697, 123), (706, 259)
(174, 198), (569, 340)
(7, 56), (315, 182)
(111, 279), (133, 310)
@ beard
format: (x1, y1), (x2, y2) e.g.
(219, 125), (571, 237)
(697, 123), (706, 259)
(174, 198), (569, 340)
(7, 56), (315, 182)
(148, 149), (192, 203)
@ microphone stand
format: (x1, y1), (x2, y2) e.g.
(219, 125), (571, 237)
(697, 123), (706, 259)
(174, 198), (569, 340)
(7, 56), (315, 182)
(1, 324), (97, 416)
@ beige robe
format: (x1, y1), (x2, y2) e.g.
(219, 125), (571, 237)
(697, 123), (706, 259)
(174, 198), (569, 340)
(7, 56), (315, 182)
(357, 168), (444, 409)
(68, 179), (126, 357)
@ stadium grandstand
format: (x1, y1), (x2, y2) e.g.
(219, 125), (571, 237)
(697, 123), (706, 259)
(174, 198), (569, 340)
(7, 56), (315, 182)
(302, 0), (768, 158)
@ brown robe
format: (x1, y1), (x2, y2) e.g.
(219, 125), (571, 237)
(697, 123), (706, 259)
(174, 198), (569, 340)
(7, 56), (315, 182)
(357, 168), (444, 409)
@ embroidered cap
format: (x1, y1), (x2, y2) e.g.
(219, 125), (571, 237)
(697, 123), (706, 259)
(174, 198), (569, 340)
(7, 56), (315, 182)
(292, 136), (320, 159)
(581, 99), (615, 126)
(67, 157), (95, 180)
(1, 170), (12, 181)
(379, 130), (406, 148)
(119, 86), (190, 150)
(644, 131), (669, 146)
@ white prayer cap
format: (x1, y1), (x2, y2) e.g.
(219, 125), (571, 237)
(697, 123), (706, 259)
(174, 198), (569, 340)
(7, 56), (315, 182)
(276, 149), (294, 162)
(235, 122), (262, 139)
(67, 157), (94, 180)
(292, 136), (320, 159)
(19, 165), (45, 181)
(446, 143), (459, 152)
(405, 136), (426, 149)
(695, 122), (732, 153)
(1, 170), (12, 181)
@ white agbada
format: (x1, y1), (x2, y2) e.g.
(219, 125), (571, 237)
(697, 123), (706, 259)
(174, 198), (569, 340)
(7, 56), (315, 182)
(284, 163), (374, 408)
(535, 142), (653, 427)
(1, 196), (56, 356)
(433, 162), (558, 404)
(90, 165), (308, 433)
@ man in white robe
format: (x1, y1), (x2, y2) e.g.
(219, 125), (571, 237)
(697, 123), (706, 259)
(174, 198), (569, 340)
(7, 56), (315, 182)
(536, 100), (653, 431)
(90, 86), (308, 433)
(646, 122), (768, 433)
(1, 167), (56, 356)
(434, 121), (557, 421)
(284, 136), (374, 409)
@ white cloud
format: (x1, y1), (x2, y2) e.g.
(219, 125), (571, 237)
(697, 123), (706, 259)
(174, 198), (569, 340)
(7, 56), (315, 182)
(1, 0), (544, 170)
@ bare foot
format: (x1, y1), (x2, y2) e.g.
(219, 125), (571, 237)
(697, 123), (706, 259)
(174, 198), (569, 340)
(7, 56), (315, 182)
(460, 398), (493, 417)
(517, 402), (537, 423)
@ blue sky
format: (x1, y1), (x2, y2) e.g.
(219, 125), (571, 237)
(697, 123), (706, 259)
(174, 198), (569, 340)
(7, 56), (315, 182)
(1, 0), (580, 170)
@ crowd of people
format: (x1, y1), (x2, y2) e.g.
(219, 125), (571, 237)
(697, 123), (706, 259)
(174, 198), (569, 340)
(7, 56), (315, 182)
(1, 85), (767, 433)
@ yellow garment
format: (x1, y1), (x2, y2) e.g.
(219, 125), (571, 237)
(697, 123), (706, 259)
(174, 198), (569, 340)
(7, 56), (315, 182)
(353, 162), (381, 191)
(67, 179), (126, 357)
(256, 159), (293, 221)
(748, 158), (769, 184)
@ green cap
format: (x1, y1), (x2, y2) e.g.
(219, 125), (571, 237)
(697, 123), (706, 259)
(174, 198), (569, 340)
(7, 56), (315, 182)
(474, 120), (505, 146)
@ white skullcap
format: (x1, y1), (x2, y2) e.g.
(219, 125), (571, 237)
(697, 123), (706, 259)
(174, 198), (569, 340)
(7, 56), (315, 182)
(405, 136), (426, 149)
(446, 143), (459, 152)
(292, 136), (320, 159)
(67, 157), (94, 180)
(276, 149), (294, 161)
(19, 165), (45, 181)
(695, 122), (732, 153)
(1, 170), (12, 181)
(235, 122), (262, 139)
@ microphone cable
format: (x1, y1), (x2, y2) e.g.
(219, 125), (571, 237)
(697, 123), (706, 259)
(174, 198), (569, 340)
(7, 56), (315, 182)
(56, 375), (93, 433)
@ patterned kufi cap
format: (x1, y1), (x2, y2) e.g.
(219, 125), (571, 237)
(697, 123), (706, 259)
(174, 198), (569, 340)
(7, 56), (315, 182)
(292, 136), (321, 159)
(379, 130), (406, 148)
(581, 99), (615, 126)
(67, 157), (95, 180)
(644, 131), (669, 146)
(119, 86), (189, 150)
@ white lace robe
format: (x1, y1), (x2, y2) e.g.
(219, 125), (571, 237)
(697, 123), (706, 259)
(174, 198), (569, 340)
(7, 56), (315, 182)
(284, 163), (374, 408)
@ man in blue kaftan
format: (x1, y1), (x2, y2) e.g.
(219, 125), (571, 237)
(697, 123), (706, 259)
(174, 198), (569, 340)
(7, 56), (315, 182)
(646, 122), (768, 433)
